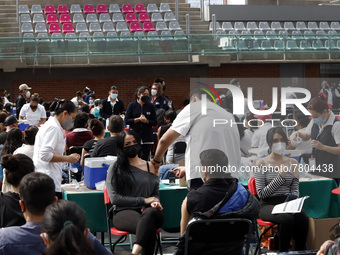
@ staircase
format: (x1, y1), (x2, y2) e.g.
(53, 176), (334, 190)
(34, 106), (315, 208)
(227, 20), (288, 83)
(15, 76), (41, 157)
(0, 0), (18, 37)
(169, 3), (210, 34)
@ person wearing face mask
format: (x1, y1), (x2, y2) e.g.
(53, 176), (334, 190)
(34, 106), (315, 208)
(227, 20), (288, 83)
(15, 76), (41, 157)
(19, 97), (46, 127)
(125, 86), (157, 161)
(150, 82), (169, 111)
(106, 130), (163, 255)
(15, 84), (32, 119)
(320, 81), (335, 108)
(3, 91), (12, 105)
(255, 127), (309, 252)
(83, 86), (93, 104)
(291, 93), (340, 183)
(71, 91), (84, 109)
(33, 100), (80, 199)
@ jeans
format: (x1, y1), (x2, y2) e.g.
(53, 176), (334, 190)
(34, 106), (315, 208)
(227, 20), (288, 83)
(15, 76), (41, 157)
(158, 164), (178, 180)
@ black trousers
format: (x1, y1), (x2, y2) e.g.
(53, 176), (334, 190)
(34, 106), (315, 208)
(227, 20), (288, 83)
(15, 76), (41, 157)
(113, 207), (164, 255)
(141, 144), (152, 161)
(260, 196), (309, 252)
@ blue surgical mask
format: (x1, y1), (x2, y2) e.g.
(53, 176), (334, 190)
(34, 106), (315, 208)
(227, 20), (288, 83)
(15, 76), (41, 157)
(111, 93), (118, 100)
(89, 100), (94, 104)
(313, 116), (326, 125)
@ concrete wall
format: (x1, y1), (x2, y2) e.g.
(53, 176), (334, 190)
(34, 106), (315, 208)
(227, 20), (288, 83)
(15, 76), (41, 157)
(209, 5), (340, 21)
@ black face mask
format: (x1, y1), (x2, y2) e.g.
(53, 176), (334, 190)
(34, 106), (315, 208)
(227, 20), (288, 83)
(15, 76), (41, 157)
(141, 95), (149, 103)
(124, 144), (141, 158)
(30, 105), (37, 110)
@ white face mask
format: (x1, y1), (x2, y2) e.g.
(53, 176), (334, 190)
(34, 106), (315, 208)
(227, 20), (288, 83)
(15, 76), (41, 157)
(151, 89), (157, 96)
(26, 91), (31, 98)
(271, 142), (286, 155)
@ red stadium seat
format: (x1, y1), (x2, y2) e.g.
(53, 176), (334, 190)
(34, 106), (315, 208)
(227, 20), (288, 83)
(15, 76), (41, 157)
(49, 23), (61, 33)
(125, 13), (137, 23)
(62, 23), (75, 33)
(96, 4), (108, 14)
(134, 4), (146, 13)
(130, 22), (142, 32)
(83, 4), (95, 14)
(60, 14), (71, 24)
(57, 4), (69, 14)
(138, 13), (150, 23)
(143, 21), (156, 32)
(44, 5), (56, 14)
(122, 4), (133, 14)
(46, 14), (58, 24)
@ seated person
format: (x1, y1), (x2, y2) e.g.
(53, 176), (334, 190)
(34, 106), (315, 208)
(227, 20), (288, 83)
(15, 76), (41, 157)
(41, 200), (105, 255)
(318, 239), (340, 255)
(0, 154), (34, 227)
(174, 149), (260, 255)
(80, 119), (105, 166)
(0, 172), (112, 255)
(255, 127), (309, 252)
(91, 115), (124, 157)
(106, 130), (164, 255)
(14, 125), (39, 159)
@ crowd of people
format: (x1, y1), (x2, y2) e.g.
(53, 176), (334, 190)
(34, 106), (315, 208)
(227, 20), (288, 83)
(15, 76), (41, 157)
(0, 78), (339, 255)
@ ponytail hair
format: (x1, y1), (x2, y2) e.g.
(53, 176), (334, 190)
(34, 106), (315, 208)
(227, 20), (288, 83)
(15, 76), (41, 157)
(42, 200), (96, 255)
(307, 93), (329, 113)
(49, 99), (76, 116)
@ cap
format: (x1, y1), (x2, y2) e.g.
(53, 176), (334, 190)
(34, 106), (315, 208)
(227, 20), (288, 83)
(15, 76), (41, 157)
(254, 114), (272, 123)
(4, 115), (18, 126)
(4, 103), (12, 112)
(19, 84), (32, 90)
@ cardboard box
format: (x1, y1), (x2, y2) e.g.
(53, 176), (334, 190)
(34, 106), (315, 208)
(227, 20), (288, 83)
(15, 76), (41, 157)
(307, 217), (340, 250)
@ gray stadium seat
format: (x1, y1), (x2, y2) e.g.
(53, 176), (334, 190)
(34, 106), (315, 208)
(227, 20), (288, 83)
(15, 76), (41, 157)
(274, 40), (284, 50)
(331, 22), (340, 31)
(319, 22), (330, 31)
(99, 13), (111, 23)
(51, 33), (63, 42)
(328, 30), (340, 39)
(120, 31), (133, 40)
(134, 31), (145, 40)
(147, 31), (159, 40)
(76, 23), (88, 32)
(300, 40), (312, 50)
(164, 12), (176, 22)
(325, 40), (336, 49)
(312, 39), (326, 50)
(23, 33), (34, 42)
(93, 32), (105, 41)
(103, 22), (115, 32)
(222, 22), (234, 31)
(304, 31), (315, 39)
(18, 5), (29, 14)
(174, 30), (186, 40)
(37, 33), (49, 42)
(65, 33), (77, 41)
(278, 30), (288, 37)
(151, 13), (163, 22)
(259, 21), (270, 31)
(284, 21), (295, 30)
(308, 22), (319, 30)
(35, 23), (47, 33)
(261, 40), (274, 50)
(79, 32), (91, 41)
(316, 30), (328, 40)
(112, 13), (124, 22)
(240, 30), (252, 40)
(286, 40), (299, 50)
(89, 22), (101, 32)
(106, 31), (119, 41)
(20, 14), (31, 23)
(70, 4), (82, 14)
(73, 14), (85, 23)
(33, 14), (44, 23)
(292, 30), (303, 40)
(147, 4), (159, 13)
(160, 30), (173, 40)
(246, 21), (258, 31)
(109, 4), (120, 13)
(271, 22), (283, 30)
(296, 21), (308, 30)
(209, 22), (222, 31)
(156, 21), (169, 31)
(21, 23), (34, 33)
(160, 3), (171, 12)
(234, 22), (246, 31)
(31, 4), (43, 14)
(253, 30), (265, 40)
(86, 14), (98, 23)
(169, 21), (181, 31)
(116, 21), (129, 32)
(266, 30), (277, 40)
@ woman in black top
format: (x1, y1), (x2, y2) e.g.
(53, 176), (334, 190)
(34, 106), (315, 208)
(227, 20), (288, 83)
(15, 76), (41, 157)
(0, 154), (34, 227)
(125, 86), (157, 161)
(150, 83), (169, 111)
(106, 130), (164, 255)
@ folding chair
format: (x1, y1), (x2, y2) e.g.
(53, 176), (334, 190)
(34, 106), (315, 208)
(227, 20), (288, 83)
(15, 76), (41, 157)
(248, 177), (276, 255)
(103, 186), (163, 254)
(184, 218), (252, 255)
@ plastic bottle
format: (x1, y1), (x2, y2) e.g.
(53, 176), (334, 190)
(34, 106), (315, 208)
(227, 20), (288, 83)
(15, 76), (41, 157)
(299, 157), (306, 178)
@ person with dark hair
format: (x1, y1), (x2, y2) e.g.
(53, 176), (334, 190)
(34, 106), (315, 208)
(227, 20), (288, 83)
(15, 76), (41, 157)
(287, 109), (312, 154)
(3, 91), (11, 105)
(88, 93), (96, 106)
(292, 93), (340, 182)
(0, 112), (7, 134)
(255, 127), (308, 252)
(125, 86), (157, 160)
(83, 86), (93, 104)
(174, 149), (259, 255)
(91, 115), (124, 157)
(99, 86), (125, 128)
(81, 119), (105, 166)
(0, 154), (34, 227)
(42, 102), (51, 119)
(0, 172), (112, 255)
(81, 104), (90, 114)
(15, 84), (32, 119)
(34, 100), (80, 199)
(19, 96), (46, 126)
(90, 99), (101, 119)
(65, 112), (93, 151)
(14, 125), (39, 159)
(41, 200), (96, 255)
(1, 128), (23, 155)
(320, 81), (335, 107)
(3, 103), (13, 116)
(106, 129), (163, 255)
(0, 115), (18, 145)
(71, 91), (84, 109)
(150, 82), (169, 111)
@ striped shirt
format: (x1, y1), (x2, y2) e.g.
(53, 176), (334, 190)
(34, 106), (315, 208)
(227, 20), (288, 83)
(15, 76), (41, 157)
(254, 158), (299, 200)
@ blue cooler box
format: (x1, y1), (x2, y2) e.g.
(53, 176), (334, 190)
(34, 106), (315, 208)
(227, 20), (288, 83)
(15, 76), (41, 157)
(84, 156), (117, 189)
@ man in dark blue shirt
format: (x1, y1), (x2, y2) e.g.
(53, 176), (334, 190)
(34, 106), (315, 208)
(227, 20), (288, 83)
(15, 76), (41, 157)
(99, 86), (125, 126)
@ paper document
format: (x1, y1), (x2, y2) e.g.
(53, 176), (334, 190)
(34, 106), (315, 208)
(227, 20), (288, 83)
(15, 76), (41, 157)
(272, 196), (309, 214)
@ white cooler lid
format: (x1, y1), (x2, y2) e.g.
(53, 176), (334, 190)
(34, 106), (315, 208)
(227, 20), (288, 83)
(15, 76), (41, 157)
(84, 156), (117, 168)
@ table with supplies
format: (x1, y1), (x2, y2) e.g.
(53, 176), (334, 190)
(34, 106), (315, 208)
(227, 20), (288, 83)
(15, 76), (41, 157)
(62, 182), (189, 233)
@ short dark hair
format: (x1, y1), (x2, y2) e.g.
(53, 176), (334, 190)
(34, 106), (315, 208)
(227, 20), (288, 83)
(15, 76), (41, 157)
(30, 97), (39, 103)
(73, 112), (89, 129)
(266, 127), (289, 148)
(165, 110), (177, 123)
(89, 119), (104, 137)
(293, 109), (310, 128)
(76, 91), (83, 97)
(1, 154), (34, 187)
(109, 115), (124, 133)
(110, 86), (119, 91)
(88, 93), (96, 99)
(81, 104), (90, 114)
(200, 149), (229, 178)
(154, 77), (164, 84)
(24, 125), (39, 145)
(50, 100), (76, 116)
(19, 172), (56, 215)
(135, 86), (149, 99)
(4, 103), (12, 112)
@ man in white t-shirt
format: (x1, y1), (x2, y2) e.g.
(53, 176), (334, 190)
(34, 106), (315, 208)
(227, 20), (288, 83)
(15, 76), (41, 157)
(152, 89), (241, 189)
(71, 91), (85, 109)
(19, 97), (46, 126)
